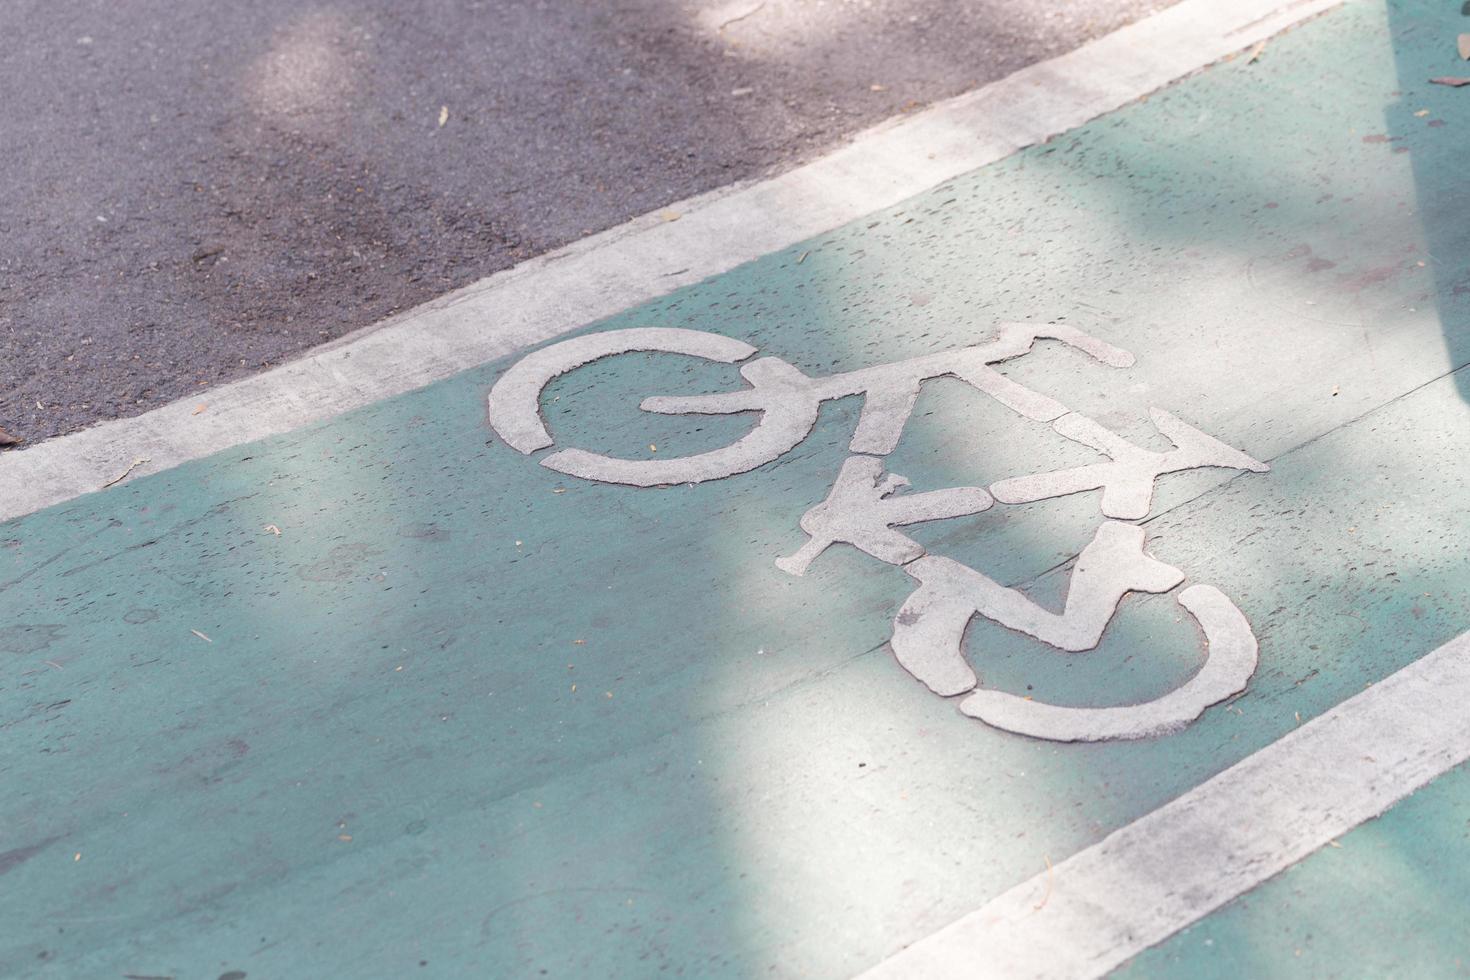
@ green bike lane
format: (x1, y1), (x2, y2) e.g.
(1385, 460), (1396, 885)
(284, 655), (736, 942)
(4, 2), (1469, 976)
(1117, 756), (1470, 978)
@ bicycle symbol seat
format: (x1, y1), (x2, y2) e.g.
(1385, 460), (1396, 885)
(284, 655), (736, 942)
(488, 323), (1268, 742)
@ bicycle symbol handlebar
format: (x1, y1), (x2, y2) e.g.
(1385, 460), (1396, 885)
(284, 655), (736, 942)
(488, 323), (1133, 486)
(488, 324), (1269, 742)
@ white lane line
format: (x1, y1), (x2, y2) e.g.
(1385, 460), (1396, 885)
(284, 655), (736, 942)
(0, 0), (1341, 524)
(858, 628), (1470, 980)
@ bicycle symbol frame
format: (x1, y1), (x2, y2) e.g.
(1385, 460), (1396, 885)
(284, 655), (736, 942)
(487, 323), (1268, 742)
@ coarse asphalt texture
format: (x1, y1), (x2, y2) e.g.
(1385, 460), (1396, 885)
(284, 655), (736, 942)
(0, 0), (1170, 447)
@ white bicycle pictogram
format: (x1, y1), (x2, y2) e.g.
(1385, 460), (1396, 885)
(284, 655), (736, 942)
(488, 324), (1269, 742)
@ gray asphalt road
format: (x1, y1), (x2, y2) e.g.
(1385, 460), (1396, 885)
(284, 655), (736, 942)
(1, 0), (1168, 446)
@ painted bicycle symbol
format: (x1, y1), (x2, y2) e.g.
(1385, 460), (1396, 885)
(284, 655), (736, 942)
(487, 323), (1269, 742)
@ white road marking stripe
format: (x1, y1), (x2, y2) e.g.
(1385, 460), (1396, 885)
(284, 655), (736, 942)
(858, 628), (1470, 980)
(0, 0), (1340, 524)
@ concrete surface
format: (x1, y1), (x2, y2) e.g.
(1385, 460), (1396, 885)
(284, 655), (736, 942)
(0, 0), (1168, 445)
(1, 0), (1321, 524)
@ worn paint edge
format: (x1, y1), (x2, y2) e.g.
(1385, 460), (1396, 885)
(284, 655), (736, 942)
(858, 628), (1470, 980)
(0, 0), (1342, 524)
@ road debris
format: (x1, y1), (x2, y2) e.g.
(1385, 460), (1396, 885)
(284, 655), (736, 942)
(438, 105), (449, 127)
(1033, 856), (1054, 911)
(0, 427), (21, 447)
(1459, 33), (1470, 60)
(716, 1), (765, 32)
(1430, 76), (1470, 87)
(101, 457), (150, 488)
(191, 629), (212, 644)
(263, 524), (282, 536)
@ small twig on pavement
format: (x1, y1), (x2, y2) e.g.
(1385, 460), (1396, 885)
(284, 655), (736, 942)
(718, 1), (766, 31)
(101, 457), (150, 488)
(1033, 855), (1054, 911)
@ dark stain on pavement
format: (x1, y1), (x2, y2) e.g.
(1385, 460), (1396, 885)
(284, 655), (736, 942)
(0, 836), (64, 876)
(400, 522), (452, 542)
(0, 624), (65, 655)
(296, 543), (383, 582)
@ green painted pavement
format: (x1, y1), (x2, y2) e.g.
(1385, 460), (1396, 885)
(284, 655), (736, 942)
(4, 1), (1470, 976)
